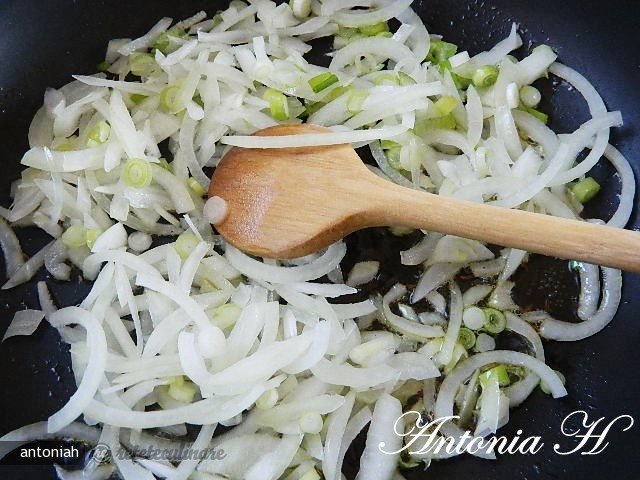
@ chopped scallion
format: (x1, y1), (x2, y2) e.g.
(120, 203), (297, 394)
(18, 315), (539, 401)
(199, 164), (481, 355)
(389, 226), (414, 236)
(153, 26), (187, 54)
(458, 327), (477, 350)
(384, 146), (401, 169)
(167, 375), (197, 403)
(300, 101), (324, 118)
(426, 39), (458, 62)
(85, 228), (103, 250)
(209, 303), (242, 329)
(519, 85), (542, 107)
(96, 61), (111, 72)
(123, 158), (153, 188)
(175, 232), (200, 260)
(480, 364), (510, 387)
(415, 114), (457, 135)
(472, 65), (499, 88)
(61, 224), (87, 248)
(262, 88), (290, 121)
(358, 22), (389, 36)
(130, 93), (147, 104)
(568, 260), (583, 272)
(481, 307), (506, 334)
(373, 73), (399, 86)
(506, 364), (528, 380)
(452, 71), (472, 90)
(523, 105), (549, 123)
(160, 85), (182, 112)
(397, 71), (416, 86)
(158, 158), (172, 172)
(435, 95), (458, 115)
(308, 72), (339, 93)
(322, 85), (348, 103)
(129, 52), (157, 77)
(571, 177), (601, 203)
(436, 59), (452, 73)
(346, 89), (367, 113)
(380, 140), (401, 150)
(86, 120), (111, 147)
(335, 26), (359, 40)
(187, 177), (207, 196)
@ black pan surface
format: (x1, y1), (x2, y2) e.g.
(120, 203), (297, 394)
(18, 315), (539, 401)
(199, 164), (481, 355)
(1, 1), (639, 479)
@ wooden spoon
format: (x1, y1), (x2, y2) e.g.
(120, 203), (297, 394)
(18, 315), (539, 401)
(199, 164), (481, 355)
(209, 124), (640, 272)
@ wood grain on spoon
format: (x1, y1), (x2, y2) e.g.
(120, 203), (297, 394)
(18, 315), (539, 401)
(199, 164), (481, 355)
(209, 124), (640, 272)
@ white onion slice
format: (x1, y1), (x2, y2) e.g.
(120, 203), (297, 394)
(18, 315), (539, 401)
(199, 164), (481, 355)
(47, 307), (108, 433)
(539, 267), (622, 341)
(225, 242), (346, 283)
(221, 125), (406, 148)
(355, 393), (402, 480)
(2, 309), (46, 341)
(0, 217), (25, 277)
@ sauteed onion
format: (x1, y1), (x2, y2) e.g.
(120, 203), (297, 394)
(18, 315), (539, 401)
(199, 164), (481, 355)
(0, 1), (632, 479)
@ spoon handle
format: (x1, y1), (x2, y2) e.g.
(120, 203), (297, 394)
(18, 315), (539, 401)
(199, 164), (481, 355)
(366, 176), (639, 272)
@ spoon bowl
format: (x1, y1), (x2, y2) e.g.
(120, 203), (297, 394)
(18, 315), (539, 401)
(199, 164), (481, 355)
(209, 124), (640, 272)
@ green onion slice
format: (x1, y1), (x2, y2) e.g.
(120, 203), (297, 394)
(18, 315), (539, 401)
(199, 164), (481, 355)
(426, 39), (458, 62)
(187, 177), (207, 196)
(262, 88), (290, 121)
(481, 307), (506, 334)
(308, 72), (339, 93)
(123, 158), (153, 188)
(85, 228), (103, 250)
(130, 93), (148, 104)
(160, 85), (182, 112)
(86, 120), (111, 147)
(570, 177), (601, 203)
(480, 364), (511, 387)
(434, 95), (458, 115)
(129, 52), (157, 77)
(175, 232), (200, 259)
(458, 327), (477, 350)
(523, 105), (549, 124)
(61, 224), (87, 248)
(359, 22), (389, 36)
(472, 65), (499, 88)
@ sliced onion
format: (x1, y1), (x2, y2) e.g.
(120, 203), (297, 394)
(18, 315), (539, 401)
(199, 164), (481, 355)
(47, 307), (108, 433)
(0, 217), (25, 277)
(221, 125), (406, 148)
(332, 0), (413, 28)
(382, 284), (445, 339)
(411, 263), (461, 304)
(355, 393), (402, 480)
(2, 309), (46, 341)
(604, 144), (635, 228)
(540, 267), (622, 341)
(2, 240), (54, 289)
(323, 392), (356, 480)
(576, 262), (600, 321)
(346, 261), (379, 287)
(225, 242), (346, 283)
(84, 376), (282, 428)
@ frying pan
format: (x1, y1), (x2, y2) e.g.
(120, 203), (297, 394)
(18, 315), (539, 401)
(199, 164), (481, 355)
(1, 1), (639, 479)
